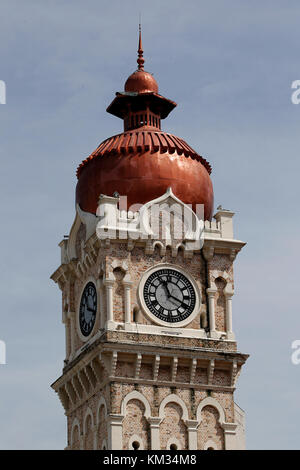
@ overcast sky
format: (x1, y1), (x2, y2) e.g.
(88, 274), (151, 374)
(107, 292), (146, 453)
(0, 0), (300, 450)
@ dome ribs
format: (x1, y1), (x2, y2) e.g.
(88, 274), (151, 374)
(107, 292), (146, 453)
(128, 132), (137, 153)
(136, 131), (144, 151)
(150, 132), (160, 152)
(169, 135), (185, 155)
(144, 132), (151, 152)
(120, 132), (131, 154)
(76, 130), (212, 177)
(157, 133), (168, 152)
(164, 133), (176, 153)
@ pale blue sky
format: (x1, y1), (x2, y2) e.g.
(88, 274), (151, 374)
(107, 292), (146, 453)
(0, 0), (300, 449)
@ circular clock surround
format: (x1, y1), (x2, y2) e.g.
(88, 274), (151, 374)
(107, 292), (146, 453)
(78, 281), (97, 338)
(138, 265), (200, 328)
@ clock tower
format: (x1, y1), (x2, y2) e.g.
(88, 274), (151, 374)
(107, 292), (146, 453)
(51, 29), (248, 450)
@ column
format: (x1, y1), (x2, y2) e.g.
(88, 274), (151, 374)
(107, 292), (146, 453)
(98, 278), (105, 329)
(103, 278), (115, 329)
(222, 422), (238, 450)
(148, 417), (161, 450)
(225, 293), (234, 339)
(63, 311), (70, 360)
(122, 277), (133, 324)
(224, 286), (235, 340)
(68, 311), (75, 359)
(185, 420), (199, 450)
(206, 287), (218, 338)
(108, 414), (124, 450)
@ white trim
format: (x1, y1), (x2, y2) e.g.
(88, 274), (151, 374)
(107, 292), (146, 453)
(67, 211), (82, 261)
(121, 390), (151, 418)
(159, 394), (189, 421)
(196, 397), (225, 424)
(137, 263), (201, 328)
(128, 434), (145, 450)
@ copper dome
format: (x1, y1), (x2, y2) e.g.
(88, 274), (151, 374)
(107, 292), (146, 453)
(76, 130), (214, 220)
(75, 29), (214, 220)
(125, 70), (158, 94)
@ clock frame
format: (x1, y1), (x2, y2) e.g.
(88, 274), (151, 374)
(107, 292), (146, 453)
(138, 264), (200, 328)
(78, 281), (97, 338)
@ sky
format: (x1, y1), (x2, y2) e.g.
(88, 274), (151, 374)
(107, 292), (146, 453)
(0, 0), (300, 450)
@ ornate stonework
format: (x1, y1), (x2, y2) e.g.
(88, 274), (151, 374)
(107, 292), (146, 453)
(51, 192), (248, 450)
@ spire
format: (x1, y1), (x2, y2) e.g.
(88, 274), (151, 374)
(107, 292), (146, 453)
(137, 22), (144, 71)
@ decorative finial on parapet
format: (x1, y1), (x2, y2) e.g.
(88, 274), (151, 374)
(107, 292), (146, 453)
(137, 20), (144, 71)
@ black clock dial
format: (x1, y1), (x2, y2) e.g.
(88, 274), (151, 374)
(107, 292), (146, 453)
(143, 269), (196, 323)
(79, 282), (97, 336)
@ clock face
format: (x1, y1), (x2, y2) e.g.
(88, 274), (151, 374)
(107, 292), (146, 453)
(79, 282), (97, 337)
(143, 268), (196, 324)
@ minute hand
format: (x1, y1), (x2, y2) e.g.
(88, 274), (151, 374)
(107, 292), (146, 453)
(169, 294), (190, 310)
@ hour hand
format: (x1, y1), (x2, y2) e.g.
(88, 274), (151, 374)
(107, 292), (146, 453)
(160, 279), (171, 296)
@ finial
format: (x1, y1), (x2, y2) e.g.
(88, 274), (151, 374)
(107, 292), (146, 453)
(137, 20), (144, 71)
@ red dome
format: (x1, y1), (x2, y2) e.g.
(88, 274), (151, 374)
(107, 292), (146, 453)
(125, 70), (159, 94)
(76, 130), (214, 220)
(76, 30), (214, 221)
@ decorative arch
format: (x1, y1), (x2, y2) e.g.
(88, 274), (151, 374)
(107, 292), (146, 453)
(96, 397), (108, 426)
(70, 418), (81, 447)
(67, 211), (82, 260)
(121, 391), (151, 418)
(83, 407), (94, 434)
(196, 397), (225, 424)
(153, 241), (165, 256)
(159, 394), (189, 421)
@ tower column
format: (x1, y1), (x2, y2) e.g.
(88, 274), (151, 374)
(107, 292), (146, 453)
(68, 311), (75, 358)
(103, 278), (115, 328)
(148, 417), (161, 450)
(225, 294), (233, 335)
(224, 286), (234, 340)
(62, 311), (70, 359)
(98, 278), (105, 329)
(206, 287), (217, 338)
(108, 414), (124, 450)
(122, 277), (133, 324)
(185, 420), (199, 450)
(222, 423), (238, 449)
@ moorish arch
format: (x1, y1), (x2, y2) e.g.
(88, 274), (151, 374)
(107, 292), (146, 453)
(70, 418), (81, 450)
(96, 397), (108, 450)
(159, 395), (189, 450)
(196, 397), (225, 450)
(83, 407), (95, 450)
(121, 391), (151, 450)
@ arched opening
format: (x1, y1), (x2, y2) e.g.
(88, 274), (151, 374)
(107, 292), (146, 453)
(170, 443), (178, 451)
(132, 441), (140, 450)
(132, 306), (139, 323)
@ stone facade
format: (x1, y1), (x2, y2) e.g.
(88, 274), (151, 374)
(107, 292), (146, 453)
(51, 192), (248, 450)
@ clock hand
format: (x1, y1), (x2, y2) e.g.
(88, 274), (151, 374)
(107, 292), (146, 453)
(169, 294), (190, 309)
(160, 279), (171, 297)
(87, 307), (96, 313)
